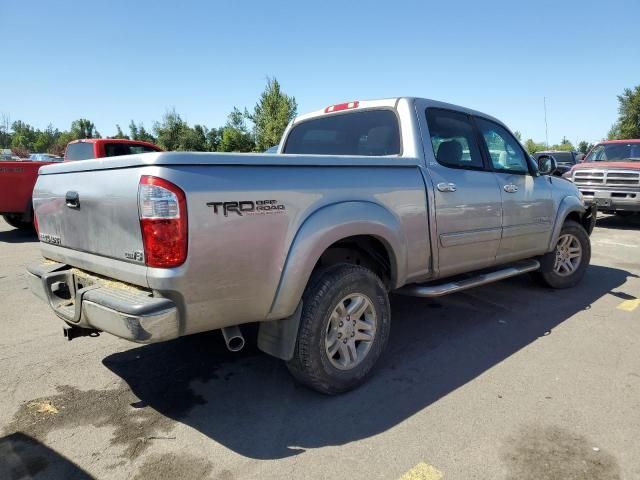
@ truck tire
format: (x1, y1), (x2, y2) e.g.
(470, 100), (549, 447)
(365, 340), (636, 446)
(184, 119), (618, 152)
(286, 264), (390, 394)
(533, 220), (591, 289)
(2, 214), (32, 231)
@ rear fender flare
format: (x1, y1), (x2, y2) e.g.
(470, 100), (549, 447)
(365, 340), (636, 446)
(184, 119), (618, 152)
(266, 201), (406, 320)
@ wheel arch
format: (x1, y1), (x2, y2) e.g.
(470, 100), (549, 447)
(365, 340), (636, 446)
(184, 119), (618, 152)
(547, 195), (587, 252)
(266, 201), (407, 320)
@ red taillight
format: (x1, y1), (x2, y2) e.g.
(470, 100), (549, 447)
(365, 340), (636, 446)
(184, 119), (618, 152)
(325, 101), (359, 113)
(138, 175), (188, 268)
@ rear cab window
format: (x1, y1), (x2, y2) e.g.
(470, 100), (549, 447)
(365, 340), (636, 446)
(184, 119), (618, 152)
(65, 142), (95, 161)
(283, 109), (400, 156)
(104, 143), (159, 157)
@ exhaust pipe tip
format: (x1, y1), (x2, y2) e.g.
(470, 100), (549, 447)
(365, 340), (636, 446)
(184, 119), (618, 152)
(221, 326), (245, 352)
(227, 336), (245, 352)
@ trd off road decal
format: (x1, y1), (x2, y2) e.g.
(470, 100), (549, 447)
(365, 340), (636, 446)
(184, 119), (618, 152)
(206, 200), (286, 217)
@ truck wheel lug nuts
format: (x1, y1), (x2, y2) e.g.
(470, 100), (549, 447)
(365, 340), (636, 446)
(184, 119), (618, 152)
(343, 339), (348, 344)
(339, 321), (343, 327)
(351, 332), (355, 337)
(338, 332), (342, 338)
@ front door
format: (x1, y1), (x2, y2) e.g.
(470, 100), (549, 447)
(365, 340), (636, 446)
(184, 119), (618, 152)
(423, 108), (503, 277)
(474, 117), (554, 262)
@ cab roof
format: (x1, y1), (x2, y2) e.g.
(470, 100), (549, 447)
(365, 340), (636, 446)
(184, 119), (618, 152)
(292, 97), (504, 126)
(68, 138), (160, 148)
(595, 139), (640, 144)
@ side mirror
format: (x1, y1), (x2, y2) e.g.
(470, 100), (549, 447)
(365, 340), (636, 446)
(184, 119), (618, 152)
(576, 153), (585, 163)
(537, 154), (557, 175)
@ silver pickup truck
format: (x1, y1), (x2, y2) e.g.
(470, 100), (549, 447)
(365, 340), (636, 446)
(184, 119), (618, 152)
(28, 97), (596, 394)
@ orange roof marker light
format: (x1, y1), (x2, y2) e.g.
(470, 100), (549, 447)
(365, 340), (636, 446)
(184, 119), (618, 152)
(324, 101), (360, 113)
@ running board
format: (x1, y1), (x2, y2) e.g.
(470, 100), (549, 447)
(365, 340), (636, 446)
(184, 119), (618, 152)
(396, 259), (540, 298)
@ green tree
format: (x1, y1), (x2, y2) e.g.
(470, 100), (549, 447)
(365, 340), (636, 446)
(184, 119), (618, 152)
(550, 136), (575, 151)
(577, 141), (594, 154)
(111, 124), (129, 139)
(608, 84), (640, 139)
(248, 77), (297, 151)
(607, 124), (620, 140)
(182, 124), (208, 151)
(514, 130), (523, 142)
(33, 124), (60, 152)
(206, 127), (222, 152)
(10, 121), (37, 151)
(218, 108), (255, 152)
(524, 138), (546, 154)
(70, 119), (100, 139)
(129, 120), (156, 143)
(154, 109), (189, 150)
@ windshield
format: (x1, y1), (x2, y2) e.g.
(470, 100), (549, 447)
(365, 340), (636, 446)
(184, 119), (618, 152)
(585, 142), (640, 162)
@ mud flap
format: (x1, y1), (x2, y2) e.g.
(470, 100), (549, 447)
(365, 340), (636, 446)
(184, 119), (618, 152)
(257, 301), (303, 361)
(582, 204), (597, 235)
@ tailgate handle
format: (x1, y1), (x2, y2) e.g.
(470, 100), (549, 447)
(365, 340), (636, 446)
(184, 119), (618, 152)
(65, 191), (80, 208)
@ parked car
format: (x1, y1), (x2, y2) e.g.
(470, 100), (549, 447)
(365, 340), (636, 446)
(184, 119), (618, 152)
(0, 149), (21, 161)
(29, 153), (63, 162)
(566, 139), (640, 215)
(533, 150), (582, 176)
(28, 97), (595, 394)
(0, 139), (162, 230)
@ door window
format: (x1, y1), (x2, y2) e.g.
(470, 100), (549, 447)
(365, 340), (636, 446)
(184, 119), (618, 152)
(425, 109), (484, 169)
(475, 118), (529, 174)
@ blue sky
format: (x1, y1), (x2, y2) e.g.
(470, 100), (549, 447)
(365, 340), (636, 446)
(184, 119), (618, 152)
(3, 0), (639, 144)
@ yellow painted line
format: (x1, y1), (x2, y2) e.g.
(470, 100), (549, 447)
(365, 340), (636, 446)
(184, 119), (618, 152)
(400, 462), (443, 480)
(617, 299), (640, 312)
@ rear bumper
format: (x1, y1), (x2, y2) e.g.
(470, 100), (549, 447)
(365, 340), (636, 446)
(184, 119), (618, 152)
(27, 261), (179, 343)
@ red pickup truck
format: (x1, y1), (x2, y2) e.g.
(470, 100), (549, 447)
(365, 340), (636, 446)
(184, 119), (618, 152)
(566, 139), (640, 216)
(0, 139), (161, 230)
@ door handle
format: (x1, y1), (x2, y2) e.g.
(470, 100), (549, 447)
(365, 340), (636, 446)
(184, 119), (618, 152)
(437, 182), (457, 193)
(503, 184), (518, 193)
(65, 191), (80, 208)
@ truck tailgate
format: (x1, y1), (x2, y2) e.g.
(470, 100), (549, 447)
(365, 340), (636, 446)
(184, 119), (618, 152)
(33, 167), (146, 282)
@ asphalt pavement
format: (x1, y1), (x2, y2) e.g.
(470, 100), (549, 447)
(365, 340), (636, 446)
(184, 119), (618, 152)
(0, 215), (638, 480)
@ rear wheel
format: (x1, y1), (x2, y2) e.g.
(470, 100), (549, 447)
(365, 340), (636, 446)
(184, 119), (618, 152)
(286, 264), (390, 394)
(533, 220), (590, 289)
(2, 214), (32, 231)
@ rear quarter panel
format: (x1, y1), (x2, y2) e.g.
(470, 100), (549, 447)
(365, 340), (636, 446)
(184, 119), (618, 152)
(150, 164), (430, 336)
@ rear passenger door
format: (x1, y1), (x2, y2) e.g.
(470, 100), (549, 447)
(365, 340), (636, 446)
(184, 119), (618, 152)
(423, 108), (503, 277)
(474, 117), (554, 261)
